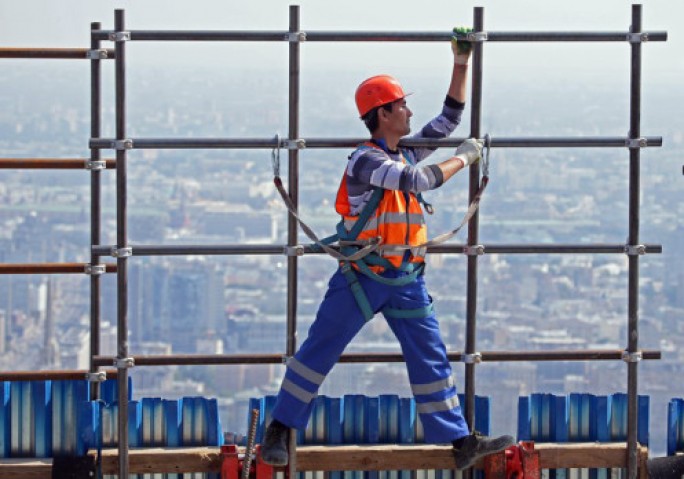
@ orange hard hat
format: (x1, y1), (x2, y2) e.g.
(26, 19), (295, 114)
(355, 74), (408, 117)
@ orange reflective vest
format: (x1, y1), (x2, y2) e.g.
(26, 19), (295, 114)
(335, 142), (427, 270)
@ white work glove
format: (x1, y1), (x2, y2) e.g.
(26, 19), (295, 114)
(451, 27), (473, 65)
(454, 138), (483, 168)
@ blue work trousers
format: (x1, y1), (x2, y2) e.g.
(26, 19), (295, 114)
(271, 266), (469, 443)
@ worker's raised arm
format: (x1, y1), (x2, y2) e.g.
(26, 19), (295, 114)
(447, 27), (473, 103)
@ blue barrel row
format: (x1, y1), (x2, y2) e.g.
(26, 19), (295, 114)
(518, 392), (650, 445)
(0, 379), (223, 477)
(249, 394), (491, 446)
(246, 394), (491, 479)
(517, 393), (650, 479)
(0, 379), (123, 457)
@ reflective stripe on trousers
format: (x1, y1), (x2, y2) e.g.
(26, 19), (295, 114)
(270, 267), (469, 443)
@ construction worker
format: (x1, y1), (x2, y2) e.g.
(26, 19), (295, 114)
(261, 28), (514, 470)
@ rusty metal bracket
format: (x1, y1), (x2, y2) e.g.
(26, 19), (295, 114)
(85, 159), (106, 171)
(283, 245), (305, 257)
(624, 244), (646, 256)
(625, 137), (648, 149)
(283, 138), (306, 150)
(108, 31), (131, 42)
(86, 49), (109, 60)
(463, 245), (485, 256)
(85, 371), (107, 382)
(112, 139), (134, 150)
(622, 350), (643, 363)
(111, 246), (133, 258)
(84, 263), (106, 275)
(286, 32), (307, 42)
(114, 357), (135, 369)
(463, 352), (482, 364)
(627, 32), (649, 43)
(467, 31), (488, 42)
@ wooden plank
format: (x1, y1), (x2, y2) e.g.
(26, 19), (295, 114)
(94, 447), (223, 474)
(88, 442), (648, 474)
(0, 458), (51, 479)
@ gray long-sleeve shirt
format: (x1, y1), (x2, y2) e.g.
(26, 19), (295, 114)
(344, 97), (465, 216)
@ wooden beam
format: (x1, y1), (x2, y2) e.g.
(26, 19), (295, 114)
(0, 458), (51, 479)
(0, 442), (651, 477)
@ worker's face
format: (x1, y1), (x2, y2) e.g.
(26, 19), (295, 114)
(385, 98), (412, 136)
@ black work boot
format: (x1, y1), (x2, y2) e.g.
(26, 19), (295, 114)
(261, 420), (290, 466)
(452, 431), (515, 470)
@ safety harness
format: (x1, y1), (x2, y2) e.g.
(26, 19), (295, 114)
(271, 135), (491, 321)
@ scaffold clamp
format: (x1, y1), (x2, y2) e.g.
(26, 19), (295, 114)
(627, 32), (649, 43)
(286, 31), (307, 42)
(111, 246), (133, 258)
(85, 371), (107, 382)
(108, 31), (131, 42)
(622, 350), (643, 363)
(112, 139), (134, 150)
(624, 244), (646, 256)
(283, 138), (306, 150)
(86, 49), (109, 60)
(467, 31), (488, 42)
(463, 352), (482, 364)
(84, 263), (106, 275)
(114, 357), (135, 369)
(625, 137), (648, 149)
(283, 245), (305, 257)
(85, 159), (106, 171)
(463, 245), (485, 256)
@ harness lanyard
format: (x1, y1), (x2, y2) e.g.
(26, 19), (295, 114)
(271, 134), (492, 259)
(271, 135), (381, 262)
(375, 134), (492, 253)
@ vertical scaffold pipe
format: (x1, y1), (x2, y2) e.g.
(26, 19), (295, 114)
(114, 9), (130, 479)
(286, 6), (301, 479)
(464, 6), (485, 439)
(89, 21), (103, 402)
(627, 4), (642, 479)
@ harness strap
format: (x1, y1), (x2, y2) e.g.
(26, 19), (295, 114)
(273, 176), (381, 262)
(341, 262), (375, 321)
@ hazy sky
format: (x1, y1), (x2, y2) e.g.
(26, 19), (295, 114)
(0, 0), (680, 80)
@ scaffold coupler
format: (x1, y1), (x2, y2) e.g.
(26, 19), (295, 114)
(220, 444), (274, 479)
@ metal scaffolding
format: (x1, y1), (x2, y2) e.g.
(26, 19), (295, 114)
(0, 4), (668, 478)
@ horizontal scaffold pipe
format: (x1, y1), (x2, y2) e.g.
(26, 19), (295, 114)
(0, 47), (115, 59)
(0, 263), (117, 274)
(91, 244), (283, 256)
(91, 349), (660, 367)
(89, 136), (664, 150)
(91, 243), (663, 257)
(0, 369), (118, 381)
(91, 30), (668, 43)
(0, 158), (116, 169)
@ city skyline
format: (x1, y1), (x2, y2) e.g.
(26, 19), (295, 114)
(0, 3), (682, 456)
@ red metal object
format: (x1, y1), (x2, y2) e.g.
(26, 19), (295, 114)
(221, 444), (275, 479)
(483, 441), (540, 479)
